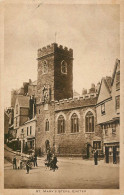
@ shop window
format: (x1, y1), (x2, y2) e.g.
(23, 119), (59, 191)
(61, 60), (67, 74)
(71, 113), (79, 133)
(58, 115), (65, 134)
(116, 71), (120, 90)
(85, 111), (94, 132)
(101, 103), (105, 115)
(45, 119), (49, 131)
(93, 141), (101, 149)
(115, 95), (120, 110)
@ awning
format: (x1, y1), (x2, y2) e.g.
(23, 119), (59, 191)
(97, 118), (120, 125)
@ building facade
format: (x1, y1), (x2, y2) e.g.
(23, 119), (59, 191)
(96, 59), (120, 164)
(36, 43), (102, 157)
(17, 117), (36, 153)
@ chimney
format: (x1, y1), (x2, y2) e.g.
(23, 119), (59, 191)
(82, 88), (87, 95)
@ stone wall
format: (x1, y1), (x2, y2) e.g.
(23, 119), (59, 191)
(55, 104), (102, 156)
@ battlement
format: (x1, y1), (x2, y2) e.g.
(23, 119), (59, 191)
(37, 43), (73, 59)
(54, 93), (98, 111)
(36, 93), (98, 107)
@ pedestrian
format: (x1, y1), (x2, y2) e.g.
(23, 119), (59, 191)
(19, 158), (22, 169)
(94, 149), (98, 165)
(26, 160), (30, 174)
(50, 154), (58, 171)
(34, 153), (38, 167)
(12, 155), (17, 169)
(16, 159), (20, 170)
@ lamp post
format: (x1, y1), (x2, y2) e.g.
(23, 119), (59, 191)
(21, 133), (24, 155)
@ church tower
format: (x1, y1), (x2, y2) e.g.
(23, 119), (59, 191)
(37, 43), (73, 104)
(36, 43), (73, 153)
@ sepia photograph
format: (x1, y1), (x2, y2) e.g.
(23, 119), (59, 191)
(0, 0), (124, 194)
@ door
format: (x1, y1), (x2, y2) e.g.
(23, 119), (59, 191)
(105, 146), (109, 163)
(113, 146), (117, 164)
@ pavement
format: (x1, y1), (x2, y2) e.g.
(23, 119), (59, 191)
(4, 144), (119, 168)
(4, 145), (119, 189)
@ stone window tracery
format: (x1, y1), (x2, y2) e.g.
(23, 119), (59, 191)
(61, 60), (67, 74)
(71, 113), (79, 133)
(45, 119), (49, 131)
(58, 115), (65, 134)
(85, 111), (94, 132)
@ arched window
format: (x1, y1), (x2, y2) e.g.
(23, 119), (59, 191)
(71, 113), (79, 133)
(61, 60), (67, 74)
(58, 115), (65, 134)
(85, 111), (94, 132)
(42, 60), (48, 74)
(45, 119), (49, 131)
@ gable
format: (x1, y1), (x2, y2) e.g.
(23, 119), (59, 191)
(97, 79), (111, 103)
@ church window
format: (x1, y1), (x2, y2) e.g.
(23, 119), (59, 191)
(71, 113), (79, 133)
(61, 60), (67, 74)
(58, 115), (65, 134)
(45, 119), (49, 131)
(85, 111), (94, 132)
(42, 60), (48, 74)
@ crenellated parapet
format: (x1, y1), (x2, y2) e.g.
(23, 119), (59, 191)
(37, 43), (73, 59)
(54, 93), (98, 111)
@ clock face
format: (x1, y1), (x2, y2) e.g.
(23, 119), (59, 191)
(61, 60), (67, 74)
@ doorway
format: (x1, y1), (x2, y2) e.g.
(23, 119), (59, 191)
(87, 144), (91, 158)
(113, 146), (117, 164)
(105, 146), (109, 163)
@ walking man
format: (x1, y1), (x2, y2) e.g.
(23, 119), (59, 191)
(94, 149), (98, 165)
(34, 153), (38, 167)
(12, 155), (17, 169)
(26, 160), (30, 174)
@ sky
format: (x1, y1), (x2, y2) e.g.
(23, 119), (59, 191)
(4, 3), (120, 107)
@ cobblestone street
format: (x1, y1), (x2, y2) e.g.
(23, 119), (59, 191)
(4, 149), (119, 189)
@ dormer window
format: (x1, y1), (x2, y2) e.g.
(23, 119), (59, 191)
(61, 60), (67, 74)
(42, 60), (48, 74)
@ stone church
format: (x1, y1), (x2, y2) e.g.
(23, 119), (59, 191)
(36, 43), (102, 157)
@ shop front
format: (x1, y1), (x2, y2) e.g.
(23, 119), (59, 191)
(104, 142), (119, 164)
